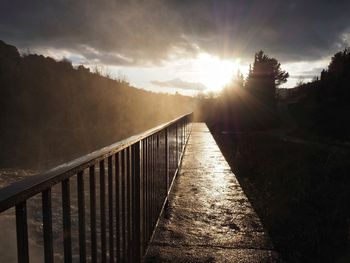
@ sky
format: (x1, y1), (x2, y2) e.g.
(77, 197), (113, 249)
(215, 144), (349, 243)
(1, 0), (350, 95)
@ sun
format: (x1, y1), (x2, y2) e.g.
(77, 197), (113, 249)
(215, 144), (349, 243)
(193, 53), (241, 92)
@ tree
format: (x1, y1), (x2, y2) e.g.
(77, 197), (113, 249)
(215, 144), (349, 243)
(319, 48), (350, 104)
(246, 50), (289, 109)
(328, 48), (350, 78)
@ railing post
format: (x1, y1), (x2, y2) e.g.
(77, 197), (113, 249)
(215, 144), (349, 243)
(121, 150), (127, 260)
(89, 165), (97, 263)
(62, 179), (72, 263)
(165, 127), (169, 193)
(133, 141), (143, 262)
(115, 153), (121, 262)
(186, 116), (189, 139)
(16, 201), (29, 263)
(77, 171), (86, 263)
(42, 189), (54, 263)
(126, 147), (132, 260)
(99, 160), (107, 263)
(183, 119), (185, 148)
(175, 123), (178, 165)
(108, 156), (114, 263)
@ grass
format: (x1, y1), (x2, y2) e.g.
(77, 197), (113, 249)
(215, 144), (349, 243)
(212, 131), (350, 263)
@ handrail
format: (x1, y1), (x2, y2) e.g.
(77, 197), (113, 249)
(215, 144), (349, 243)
(0, 112), (192, 213)
(0, 112), (193, 263)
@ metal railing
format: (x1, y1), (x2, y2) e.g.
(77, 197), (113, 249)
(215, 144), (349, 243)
(0, 112), (193, 263)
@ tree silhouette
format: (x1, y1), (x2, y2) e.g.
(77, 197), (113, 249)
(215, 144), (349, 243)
(282, 47), (350, 140)
(246, 50), (289, 109)
(0, 40), (194, 169)
(315, 48), (350, 105)
(328, 48), (350, 78)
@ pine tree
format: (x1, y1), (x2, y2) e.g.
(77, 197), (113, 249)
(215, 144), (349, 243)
(246, 50), (289, 109)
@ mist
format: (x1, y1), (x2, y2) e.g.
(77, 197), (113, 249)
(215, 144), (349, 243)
(0, 40), (195, 170)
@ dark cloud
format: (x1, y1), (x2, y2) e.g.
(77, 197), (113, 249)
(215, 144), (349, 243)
(1, 0), (350, 65)
(151, 78), (207, 91)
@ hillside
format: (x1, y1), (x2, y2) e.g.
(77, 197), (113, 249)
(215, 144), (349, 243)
(0, 40), (195, 169)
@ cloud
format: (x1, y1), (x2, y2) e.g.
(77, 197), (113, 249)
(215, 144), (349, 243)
(289, 67), (325, 79)
(78, 45), (134, 66)
(1, 0), (350, 65)
(151, 78), (207, 91)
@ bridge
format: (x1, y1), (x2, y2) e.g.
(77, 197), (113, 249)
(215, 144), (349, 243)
(0, 113), (279, 262)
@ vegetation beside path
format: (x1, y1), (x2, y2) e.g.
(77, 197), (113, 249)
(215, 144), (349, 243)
(213, 131), (350, 263)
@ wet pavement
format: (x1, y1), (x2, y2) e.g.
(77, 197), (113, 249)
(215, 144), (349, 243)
(145, 123), (281, 262)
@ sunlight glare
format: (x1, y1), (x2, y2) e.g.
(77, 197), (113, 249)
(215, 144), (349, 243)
(193, 53), (240, 92)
